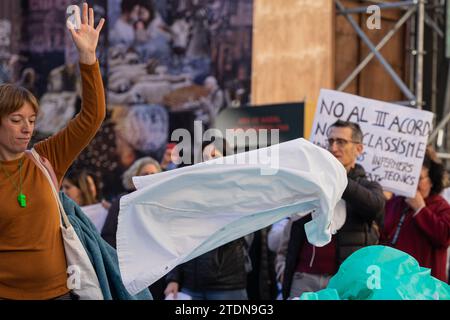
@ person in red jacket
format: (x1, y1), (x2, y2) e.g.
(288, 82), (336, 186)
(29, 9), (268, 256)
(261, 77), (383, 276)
(382, 151), (450, 282)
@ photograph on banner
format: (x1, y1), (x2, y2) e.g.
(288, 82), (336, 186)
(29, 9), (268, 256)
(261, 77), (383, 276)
(310, 89), (434, 198)
(107, 0), (253, 123)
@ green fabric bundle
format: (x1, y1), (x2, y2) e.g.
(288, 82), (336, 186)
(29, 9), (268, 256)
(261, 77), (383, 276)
(298, 245), (450, 300)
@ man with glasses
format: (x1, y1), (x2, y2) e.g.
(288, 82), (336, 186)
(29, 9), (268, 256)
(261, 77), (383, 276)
(276, 120), (385, 299)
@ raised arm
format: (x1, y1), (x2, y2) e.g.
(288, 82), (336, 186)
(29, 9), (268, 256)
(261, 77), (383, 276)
(35, 3), (106, 183)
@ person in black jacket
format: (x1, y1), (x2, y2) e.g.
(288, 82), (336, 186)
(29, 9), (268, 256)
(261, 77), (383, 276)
(276, 120), (385, 299)
(164, 238), (249, 300)
(246, 227), (278, 300)
(164, 138), (249, 300)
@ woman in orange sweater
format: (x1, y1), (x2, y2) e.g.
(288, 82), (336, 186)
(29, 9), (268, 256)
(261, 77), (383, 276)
(0, 4), (105, 300)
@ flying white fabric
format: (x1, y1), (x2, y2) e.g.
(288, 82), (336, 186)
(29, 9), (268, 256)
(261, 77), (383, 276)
(117, 138), (347, 295)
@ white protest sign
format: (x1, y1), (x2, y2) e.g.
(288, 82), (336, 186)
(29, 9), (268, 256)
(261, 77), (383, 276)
(310, 89), (434, 198)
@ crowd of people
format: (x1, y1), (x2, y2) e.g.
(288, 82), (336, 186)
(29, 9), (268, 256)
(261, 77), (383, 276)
(0, 4), (449, 300)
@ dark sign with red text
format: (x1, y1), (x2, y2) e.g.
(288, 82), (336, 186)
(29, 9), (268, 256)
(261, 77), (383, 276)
(213, 103), (304, 149)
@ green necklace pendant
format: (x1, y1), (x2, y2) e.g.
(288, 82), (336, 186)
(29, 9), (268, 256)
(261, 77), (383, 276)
(18, 193), (27, 208)
(1, 158), (26, 208)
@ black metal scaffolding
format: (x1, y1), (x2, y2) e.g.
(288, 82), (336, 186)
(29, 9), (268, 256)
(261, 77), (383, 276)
(335, 0), (449, 163)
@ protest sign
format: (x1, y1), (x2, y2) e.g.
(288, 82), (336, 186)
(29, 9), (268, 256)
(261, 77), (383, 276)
(310, 89), (434, 197)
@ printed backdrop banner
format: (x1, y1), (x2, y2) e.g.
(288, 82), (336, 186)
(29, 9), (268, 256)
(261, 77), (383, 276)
(310, 89), (434, 198)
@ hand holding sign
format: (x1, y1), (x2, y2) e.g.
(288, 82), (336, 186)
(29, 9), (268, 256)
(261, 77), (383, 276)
(405, 191), (426, 213)
(66, 3), (105, 65)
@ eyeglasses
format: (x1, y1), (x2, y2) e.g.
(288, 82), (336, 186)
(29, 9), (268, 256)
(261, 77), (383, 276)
(327, 138), (361, 148)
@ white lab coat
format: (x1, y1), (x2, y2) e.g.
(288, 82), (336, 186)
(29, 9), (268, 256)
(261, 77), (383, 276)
(117, 138), (347, 295)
